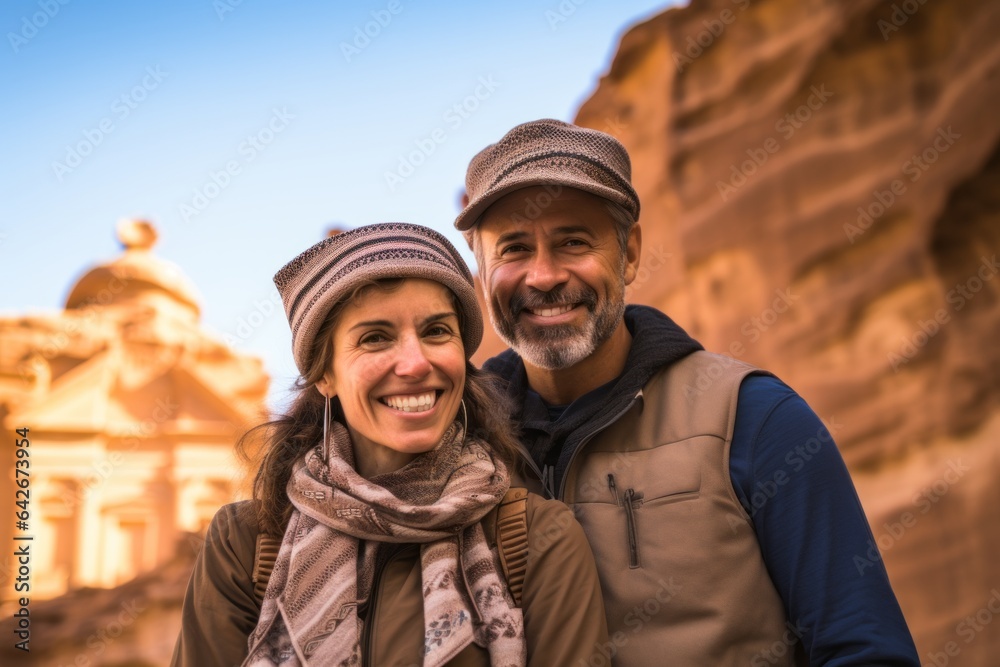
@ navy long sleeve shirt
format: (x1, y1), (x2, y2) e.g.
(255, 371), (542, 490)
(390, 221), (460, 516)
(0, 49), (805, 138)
(729, 375), (919, 665)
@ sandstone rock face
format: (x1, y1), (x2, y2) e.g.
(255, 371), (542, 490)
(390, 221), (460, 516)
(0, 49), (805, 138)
(567, 0), (1000, 662)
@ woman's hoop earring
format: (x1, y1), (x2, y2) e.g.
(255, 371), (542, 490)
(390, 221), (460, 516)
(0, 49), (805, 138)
(459, 398), (469, 436)
(322, 394), (331, 461)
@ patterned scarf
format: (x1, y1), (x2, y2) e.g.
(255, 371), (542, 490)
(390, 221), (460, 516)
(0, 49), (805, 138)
(244, 420), (526, 667)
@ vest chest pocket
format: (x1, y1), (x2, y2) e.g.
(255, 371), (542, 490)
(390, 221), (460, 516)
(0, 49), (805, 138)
(571, 443), (705, 570)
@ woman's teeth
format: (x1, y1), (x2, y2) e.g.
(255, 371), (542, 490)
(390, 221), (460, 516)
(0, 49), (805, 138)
(531, 304), (574, 318)
(382, 392), (437, 413)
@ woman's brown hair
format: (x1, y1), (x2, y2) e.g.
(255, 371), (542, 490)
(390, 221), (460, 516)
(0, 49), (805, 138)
(236, 279), (522, 537)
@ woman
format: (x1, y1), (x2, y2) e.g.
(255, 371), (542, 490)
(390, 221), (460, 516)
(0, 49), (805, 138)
(172, 223), (608, 666)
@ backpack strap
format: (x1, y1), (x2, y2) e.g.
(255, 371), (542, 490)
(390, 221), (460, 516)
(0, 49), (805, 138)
(494, 487), (529, 606)
(251, 532), (281, 606)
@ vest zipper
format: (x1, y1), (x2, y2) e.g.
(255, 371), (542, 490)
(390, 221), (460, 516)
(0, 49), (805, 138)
(541, 463), (556, 499)
(514, 441), (548, 495)
(559, 390), (642, 499)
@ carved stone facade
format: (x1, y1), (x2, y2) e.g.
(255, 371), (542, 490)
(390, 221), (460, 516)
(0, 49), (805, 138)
(0, 220), (268, 601)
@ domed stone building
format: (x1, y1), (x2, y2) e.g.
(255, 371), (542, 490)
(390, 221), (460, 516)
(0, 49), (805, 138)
(0, 220), (268, 601)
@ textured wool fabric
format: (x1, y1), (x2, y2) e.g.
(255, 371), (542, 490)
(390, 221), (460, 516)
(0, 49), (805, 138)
(243, 420), (526, 667)
(274, 223), (483, 376)
(454, 118), (640, 231)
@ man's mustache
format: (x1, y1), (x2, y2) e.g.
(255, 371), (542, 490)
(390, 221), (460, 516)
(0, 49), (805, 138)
(509, 286), (598, 318)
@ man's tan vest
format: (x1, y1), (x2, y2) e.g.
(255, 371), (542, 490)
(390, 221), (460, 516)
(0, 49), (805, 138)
(561, 351), (804, 666)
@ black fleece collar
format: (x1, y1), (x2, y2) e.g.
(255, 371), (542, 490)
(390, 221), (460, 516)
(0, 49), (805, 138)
(483, 305), (703, 494)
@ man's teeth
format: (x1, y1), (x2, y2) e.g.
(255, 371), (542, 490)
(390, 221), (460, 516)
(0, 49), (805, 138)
(382, 392), (437, 413)
(531, 304), (574, 318)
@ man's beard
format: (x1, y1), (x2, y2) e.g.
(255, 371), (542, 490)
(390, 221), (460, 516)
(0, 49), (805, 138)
(488, 280), (626, 371)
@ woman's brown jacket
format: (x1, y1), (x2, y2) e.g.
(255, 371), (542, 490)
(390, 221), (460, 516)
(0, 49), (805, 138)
(171, 491), (607, 666)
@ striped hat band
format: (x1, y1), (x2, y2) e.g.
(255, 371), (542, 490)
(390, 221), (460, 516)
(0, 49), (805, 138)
(274, 222), (483, 375)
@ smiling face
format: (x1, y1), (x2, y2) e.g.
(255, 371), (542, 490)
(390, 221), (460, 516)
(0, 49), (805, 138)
(316, 278), (466, 475)
(477, 186), (640, 370)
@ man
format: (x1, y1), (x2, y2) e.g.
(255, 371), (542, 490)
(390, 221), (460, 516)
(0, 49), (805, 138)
(455, 119), (919, 665)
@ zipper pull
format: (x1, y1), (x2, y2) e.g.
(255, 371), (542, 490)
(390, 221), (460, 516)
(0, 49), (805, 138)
(623, 488), (640, 568)
(608, 474), (620, 505)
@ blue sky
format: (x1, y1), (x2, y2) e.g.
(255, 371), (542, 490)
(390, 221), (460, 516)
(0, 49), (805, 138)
(1, 0), (676, 407)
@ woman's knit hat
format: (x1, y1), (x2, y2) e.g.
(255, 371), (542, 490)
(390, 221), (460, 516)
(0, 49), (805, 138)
(274, 223), (483, 375)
